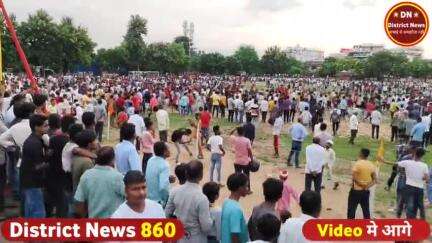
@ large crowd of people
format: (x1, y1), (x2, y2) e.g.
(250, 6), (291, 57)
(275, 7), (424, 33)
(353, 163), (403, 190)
(0, 73), (431, 242)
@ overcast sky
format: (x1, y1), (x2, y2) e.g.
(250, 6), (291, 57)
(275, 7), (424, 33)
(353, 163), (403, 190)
(4, 0), (432, 57)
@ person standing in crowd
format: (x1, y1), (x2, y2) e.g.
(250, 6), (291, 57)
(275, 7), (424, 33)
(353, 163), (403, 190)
(211, 91), (220, 118)
(347, 148), (377, 219)
(305, 137), (326, 194)
(230, 126), (253, 193)
(94, 98), (107, 142)
(248, 178), (283, 241)
(141, 117), (156, 175)
(71, 130), (98, 193)
(324, 140), (339, 190)
(115, 123), (141, 175)
(146, 142), (171, 207)
(45, 115), (75, 217)
(278, 191), (321, 243)
(243, 116), (255, 145)
(276, 170), (299, 216)
(251, 214), (281, 243)
(330, 108), (341, 136)
(272, 111), (283, 158)
(410, 117), (427, 148)
(20, 114), (49, 218)
(421, 112), (431, 147)
(349, 111), (359, 144)
(287, 118), (308, 168)
(390, 107), (401, 142)
(234, 95), (245, 124)
(207, 125), (225, 185)
(300, 107), (312, 127)
(404, 115), (417, 144)
(398, 148), (429, 219)
(47, 114), (62, 137)
(74, 146), (125, 218)
(221, 173), (249, 243)
(128, 107), (145, 151)
(81, 111), (96, 132)
(200, 106), (212, 144)
(371, 108), (382, 139)
(202, 182), (221, 243)
(165, 160), (213, 243)
(315, 123), (332, 147)
(111, 170), (165, 219)
(155, 105), (170, 142)
(227, 95), (235, 123)
(259, 97), (269, 123)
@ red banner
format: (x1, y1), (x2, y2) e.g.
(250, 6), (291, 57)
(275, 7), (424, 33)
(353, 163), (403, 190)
(1, 218), (185, 241)
(303, 219), (430, 241)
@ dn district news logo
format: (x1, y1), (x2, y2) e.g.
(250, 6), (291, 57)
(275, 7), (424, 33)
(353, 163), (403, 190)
(385, 2), (429, 46)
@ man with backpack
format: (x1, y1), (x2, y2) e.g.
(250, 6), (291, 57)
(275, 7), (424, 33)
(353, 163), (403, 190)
(330, 109), (341, 136)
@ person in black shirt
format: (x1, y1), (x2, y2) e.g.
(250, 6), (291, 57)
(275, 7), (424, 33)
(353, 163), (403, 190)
(243, 116), (255, 145)
(45, 115), (75, 217)
(20, 114), (49, 218)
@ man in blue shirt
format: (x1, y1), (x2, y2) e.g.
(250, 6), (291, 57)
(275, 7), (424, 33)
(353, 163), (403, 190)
(145, 142), (171, 206)
(410, 117), (426, 148)
(115, 123), (141, 175)
(221, 173), (249, 243)
(287, 118), (308, 168)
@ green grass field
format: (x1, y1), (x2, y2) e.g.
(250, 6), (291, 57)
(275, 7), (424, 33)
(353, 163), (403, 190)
(167, 112), (432, 220)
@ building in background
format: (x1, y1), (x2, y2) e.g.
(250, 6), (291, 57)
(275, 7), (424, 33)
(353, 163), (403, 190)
(285, 45), (325, 63)
(348, 44), (384, 59)
(390, 47), (423, 60)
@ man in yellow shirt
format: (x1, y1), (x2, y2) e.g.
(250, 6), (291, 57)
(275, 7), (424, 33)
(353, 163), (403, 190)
(219, 93), (227, 118)
(211, 91), (220, 118)
(347, 148), (377, 219)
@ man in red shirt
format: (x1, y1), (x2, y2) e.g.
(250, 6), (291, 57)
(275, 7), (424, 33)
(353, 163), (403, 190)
(199, 106), (212, 144)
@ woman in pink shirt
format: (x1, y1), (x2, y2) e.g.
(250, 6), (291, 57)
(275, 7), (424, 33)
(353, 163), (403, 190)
(141, 118), (157, 174)
(276, 170), (299, 216)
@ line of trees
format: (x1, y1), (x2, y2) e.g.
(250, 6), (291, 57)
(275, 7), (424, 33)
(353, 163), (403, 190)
(1, 10), (432, 79)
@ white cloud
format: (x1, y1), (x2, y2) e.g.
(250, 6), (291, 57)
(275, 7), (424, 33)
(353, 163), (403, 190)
(343, 0), (375, 10)
(246, 0), (302, 12)
(1, 0), (431, 58)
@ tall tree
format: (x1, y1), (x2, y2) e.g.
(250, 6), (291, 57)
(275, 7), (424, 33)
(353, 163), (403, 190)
(234, 45), (260, 74)
(18, 9), (62, 72)
(123, 15), (147, 70)
(197, 53), (225, 74)
(58, 17), (95, 73)
(145, 42), (189, 73)
(95, 46), (127, 73)
(0, 14), (21, 72)
(224, 55), (241, 74)
(261, 46), (288, 74)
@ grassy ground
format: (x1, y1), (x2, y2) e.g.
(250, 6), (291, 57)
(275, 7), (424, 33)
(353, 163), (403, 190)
(167, 112), (432, 221)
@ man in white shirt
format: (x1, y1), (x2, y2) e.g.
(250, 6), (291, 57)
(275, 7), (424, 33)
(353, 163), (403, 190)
(259, 99), (269, 123)
(278, 191), (321, 243)
(349, 112), (359, 145)
(155, 105), (169, 142)
(272, 112), (283, 158)
(370, 109), (382, 139)
(128, 108), (145, 150)
(305, 137), (326, 194)
(421, 114), (431, 147)
(398, 148), (429, 219)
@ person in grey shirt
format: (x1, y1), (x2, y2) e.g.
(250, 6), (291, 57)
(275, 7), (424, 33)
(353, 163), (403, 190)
(165, 160), (213, 243)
